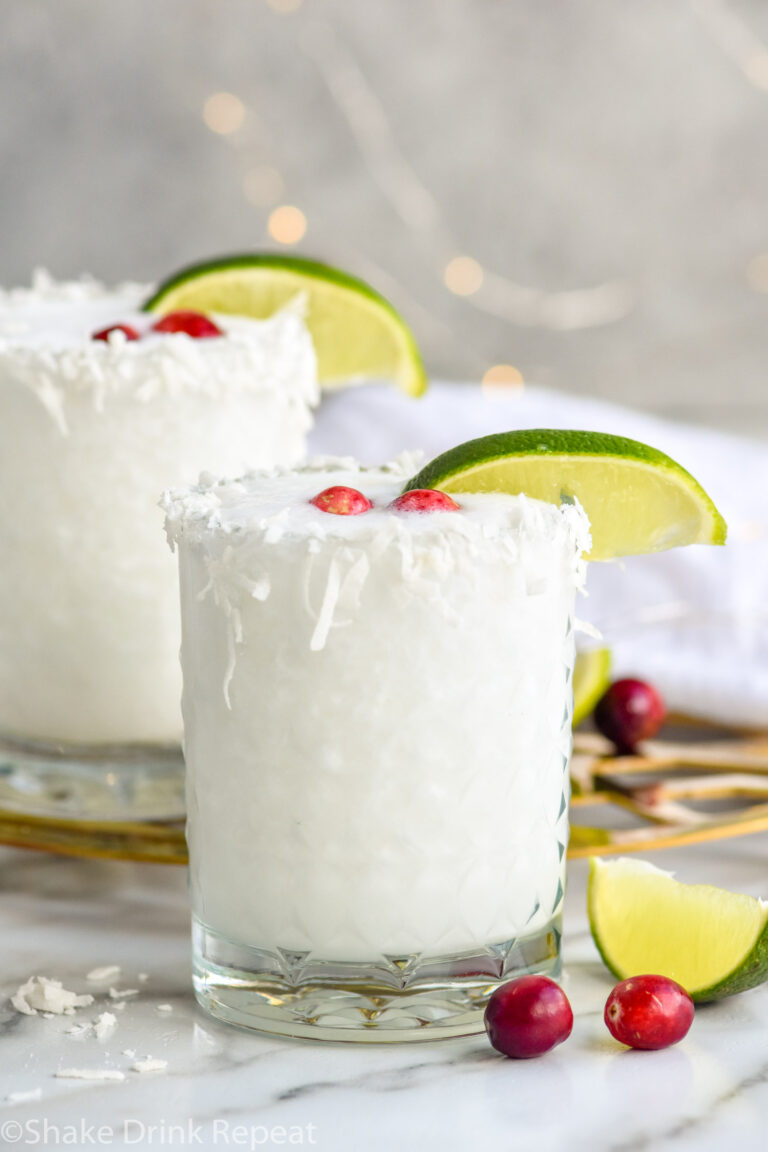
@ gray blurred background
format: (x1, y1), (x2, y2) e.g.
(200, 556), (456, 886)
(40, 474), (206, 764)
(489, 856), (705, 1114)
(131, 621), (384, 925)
(3, 0), (768, 436)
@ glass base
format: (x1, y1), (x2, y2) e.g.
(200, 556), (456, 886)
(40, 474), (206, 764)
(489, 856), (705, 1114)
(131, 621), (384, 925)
(0, 734), (185, 821)
(192, 915), (562, 1043)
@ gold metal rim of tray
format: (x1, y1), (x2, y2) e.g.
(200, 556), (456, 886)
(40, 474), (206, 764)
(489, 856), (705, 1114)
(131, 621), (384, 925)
(2, 723), (768, 864)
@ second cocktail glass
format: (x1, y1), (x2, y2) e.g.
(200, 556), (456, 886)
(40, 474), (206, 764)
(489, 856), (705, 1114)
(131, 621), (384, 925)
(0, 277), (317, 818)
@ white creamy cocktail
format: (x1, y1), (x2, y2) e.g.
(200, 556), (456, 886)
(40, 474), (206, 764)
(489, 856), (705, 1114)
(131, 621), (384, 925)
(0, 274), (316, 806)
(164, 456), (589, 1040)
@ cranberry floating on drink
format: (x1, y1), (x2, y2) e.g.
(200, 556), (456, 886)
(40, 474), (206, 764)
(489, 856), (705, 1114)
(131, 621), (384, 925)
(309, 486), (373, 515)
(388, 488), (461, 513)
(150, 309), (224, 338)
(92, 323), (140, 342)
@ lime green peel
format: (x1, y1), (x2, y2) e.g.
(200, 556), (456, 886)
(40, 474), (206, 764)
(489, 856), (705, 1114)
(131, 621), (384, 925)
(403, 429), (727, 560)
(144, 253), (427, 397)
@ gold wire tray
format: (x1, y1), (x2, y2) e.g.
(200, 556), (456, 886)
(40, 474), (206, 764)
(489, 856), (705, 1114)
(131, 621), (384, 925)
(570, 728), (768, 856)
(2, 726), (768, 864)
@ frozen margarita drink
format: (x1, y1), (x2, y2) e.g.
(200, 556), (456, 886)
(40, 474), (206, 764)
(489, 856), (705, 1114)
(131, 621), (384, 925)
(164, 456), (589, 1039)
(0, 274), (317, 749)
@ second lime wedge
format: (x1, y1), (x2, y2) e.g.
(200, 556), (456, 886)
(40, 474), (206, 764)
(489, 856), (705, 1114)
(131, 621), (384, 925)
(143, 254), (427, 396)
(572, 647), (612, 726)
(403, 429), (726, 560)
(589, 857), (768, 1001)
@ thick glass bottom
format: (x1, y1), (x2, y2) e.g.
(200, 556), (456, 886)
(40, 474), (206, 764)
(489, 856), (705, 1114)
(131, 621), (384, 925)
(0, 734), (185, 821)
(192, 915), (562, 1043)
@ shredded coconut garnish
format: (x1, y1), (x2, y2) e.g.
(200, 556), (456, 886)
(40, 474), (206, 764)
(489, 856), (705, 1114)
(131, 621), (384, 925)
(162, 459), (591, 700)
(574, 618), (603, 640)
(310, 555), (342, 652)
(0, 276), (318, 435)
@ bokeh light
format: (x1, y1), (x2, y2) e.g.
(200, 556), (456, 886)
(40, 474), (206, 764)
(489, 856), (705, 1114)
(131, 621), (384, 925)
(444, 256), (483, 296)
(268, 205), (307, 244)
(202, 92), (246, 135)
(481, 364), (524, 389)
(743, 53), (768, 90)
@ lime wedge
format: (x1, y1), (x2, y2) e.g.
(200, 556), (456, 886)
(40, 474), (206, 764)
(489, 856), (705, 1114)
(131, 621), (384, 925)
(588, 857), (768, 1001)
(143, 254), (427, 396)
(403, 429), (726, 560)
(572, 647), (612, 726)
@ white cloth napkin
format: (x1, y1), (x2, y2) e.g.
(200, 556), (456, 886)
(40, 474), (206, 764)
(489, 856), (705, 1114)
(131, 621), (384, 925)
(310, 382), (768, 728)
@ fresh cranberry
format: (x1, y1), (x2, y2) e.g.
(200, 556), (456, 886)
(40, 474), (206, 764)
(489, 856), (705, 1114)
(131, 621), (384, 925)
(92, 323), (140, 342)
(388, 489), (461, 513)
(594, 678), (666, 754)
(151, 310), (223, 338)
(484, 975), (573, 1059)
(309, 486), (373, 515)
(604, 975), (694, 1050)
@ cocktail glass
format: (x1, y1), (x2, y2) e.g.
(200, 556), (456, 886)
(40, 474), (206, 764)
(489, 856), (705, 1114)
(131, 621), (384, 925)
(0, 277), (317, 818)
(165, 457), (588, 1041)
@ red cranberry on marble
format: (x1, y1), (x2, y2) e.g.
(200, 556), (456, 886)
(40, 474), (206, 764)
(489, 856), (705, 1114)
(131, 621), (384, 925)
(484, 975), (573, 1059)
(604, 975), (694, 1051)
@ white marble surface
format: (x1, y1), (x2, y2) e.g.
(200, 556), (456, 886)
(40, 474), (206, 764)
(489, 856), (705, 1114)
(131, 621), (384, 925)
(4, 839), (768, 1151)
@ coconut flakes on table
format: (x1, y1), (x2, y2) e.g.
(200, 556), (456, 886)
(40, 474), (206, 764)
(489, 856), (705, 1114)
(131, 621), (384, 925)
(93, 1012), (117, 1039)
(131, 1058), (167, 1074)
(108, 986), (138, 999)
(11, 977), (94, 1016)
(55, 1068), (125, 1082)
(7, 1088), (42, 1104)
(86, 965), (121, 983)
(65, 1023), (91, 1037)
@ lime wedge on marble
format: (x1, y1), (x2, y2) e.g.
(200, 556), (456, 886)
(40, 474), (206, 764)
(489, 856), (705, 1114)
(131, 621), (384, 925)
(403, 429), (726, 560)
(143, 254), (427, 396)
(588, 857), (768, 1001)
